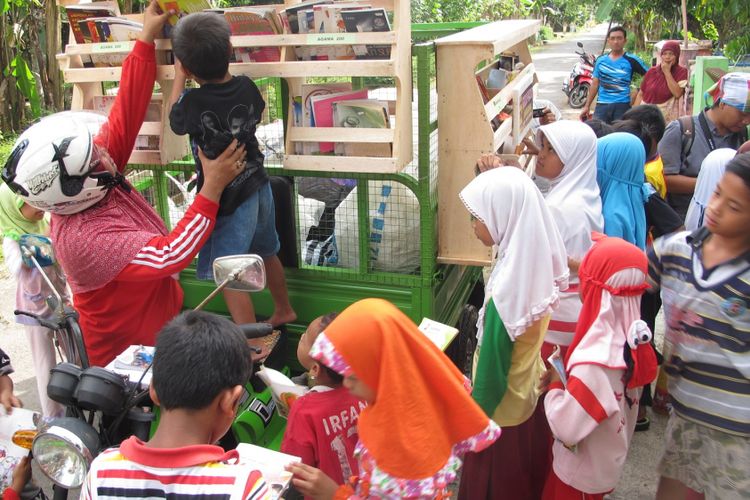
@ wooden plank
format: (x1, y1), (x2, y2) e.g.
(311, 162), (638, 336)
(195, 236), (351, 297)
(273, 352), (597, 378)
(139, 122), (161, 136)
(128, 150), (163, 165)
(232, 32), (396, 48)
(492, 118), (514, 151)
(283, 155), (399, 173)
(437, 256), (492, 267)
(63, 39), (172, 55)
(483, 63), (535, 119)
(434, 20), (540, 52)
(288, 127), (394, 143)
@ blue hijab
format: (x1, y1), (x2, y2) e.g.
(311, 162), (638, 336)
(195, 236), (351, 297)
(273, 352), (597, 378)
(596, 133), (648, 249)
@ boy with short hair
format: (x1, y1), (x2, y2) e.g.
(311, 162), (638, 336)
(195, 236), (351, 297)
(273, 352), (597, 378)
(81, 311), (270, 500)
(281, 314), (365, 493)
(169, 12), (296, 329)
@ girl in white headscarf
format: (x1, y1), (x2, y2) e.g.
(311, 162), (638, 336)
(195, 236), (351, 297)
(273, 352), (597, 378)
(535, 120), (604, 353)
(684, 148), (736, 231)
(457, 167), (569, 500)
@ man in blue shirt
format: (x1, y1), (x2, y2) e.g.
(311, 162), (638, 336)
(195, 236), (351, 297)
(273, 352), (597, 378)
(580, 26), (648, 123)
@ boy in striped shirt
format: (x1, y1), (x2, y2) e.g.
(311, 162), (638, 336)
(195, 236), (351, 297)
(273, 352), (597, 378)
(649, 153), (750, 500)
(82, 311), (270, 500)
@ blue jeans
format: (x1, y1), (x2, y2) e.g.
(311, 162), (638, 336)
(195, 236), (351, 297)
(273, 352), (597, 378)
(196, 181), (280, 280)
(593, 102), (631, 123)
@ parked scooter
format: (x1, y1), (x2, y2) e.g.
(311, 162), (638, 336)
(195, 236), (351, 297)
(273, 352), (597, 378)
(14, 246), (285, 498)
(562, 41), (596, 109)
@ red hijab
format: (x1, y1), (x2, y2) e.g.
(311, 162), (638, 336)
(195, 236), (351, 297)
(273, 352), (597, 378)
(640, 41), (688, 104)
(565, 234), (657, 389)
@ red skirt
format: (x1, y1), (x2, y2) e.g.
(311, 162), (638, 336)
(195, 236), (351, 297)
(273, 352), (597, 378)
(541, 469), (607, 500)
(457, 399), (552, 500)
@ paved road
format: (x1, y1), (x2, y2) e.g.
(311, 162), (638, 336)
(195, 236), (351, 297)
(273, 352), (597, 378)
(533, 24), (607, 120)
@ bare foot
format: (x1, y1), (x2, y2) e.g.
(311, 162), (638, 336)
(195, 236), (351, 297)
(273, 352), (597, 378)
(268, 308), (297, 327)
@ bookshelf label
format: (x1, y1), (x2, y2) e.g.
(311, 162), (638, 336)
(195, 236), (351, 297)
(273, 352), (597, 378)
(306, 33), (356, 45)
(91, 42), (132, 54)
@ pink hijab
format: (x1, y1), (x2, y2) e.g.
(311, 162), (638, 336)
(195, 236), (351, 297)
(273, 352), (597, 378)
(50, 170), (167, 294)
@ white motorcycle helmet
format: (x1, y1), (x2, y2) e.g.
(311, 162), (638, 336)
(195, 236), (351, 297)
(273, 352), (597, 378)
(2, 111), (119, 215)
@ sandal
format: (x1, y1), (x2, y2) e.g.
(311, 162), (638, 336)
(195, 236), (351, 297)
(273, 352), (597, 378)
(635, 417), (650, 432)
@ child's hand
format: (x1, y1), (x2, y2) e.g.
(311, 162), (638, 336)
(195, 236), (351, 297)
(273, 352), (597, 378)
(474, 153), (502, 174)
(138, 0), (172, 45)
(521, 137), (540, 156)
(286, 463), (339, 500)
(0, 375), (22, 413)
(10, 455), (31, 493)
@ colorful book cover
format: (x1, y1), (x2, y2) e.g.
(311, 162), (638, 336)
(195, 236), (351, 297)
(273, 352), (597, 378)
(300, 83), (352, 154)
(280, 0), (331, 34)
(157, 0), (211, 26)
(65, 2), (119, 44)
(341, 8), (391, 60)
(310, 89), (368, 153)
(224, 10), (281, 63)
(332, 99), (390, 157)
(0, 408), (40, 490)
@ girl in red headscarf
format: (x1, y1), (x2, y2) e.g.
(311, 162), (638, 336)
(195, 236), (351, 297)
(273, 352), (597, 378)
(635, 41), (689, 122)
(542, 235), (657, 500)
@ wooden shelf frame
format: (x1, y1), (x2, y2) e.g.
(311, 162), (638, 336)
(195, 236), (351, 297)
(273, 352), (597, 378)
(434, 19), (540, 266)
(57, 0), (412, 172)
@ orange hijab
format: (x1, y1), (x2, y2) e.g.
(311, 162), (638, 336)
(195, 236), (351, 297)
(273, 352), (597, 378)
(310, 298), (500, 483)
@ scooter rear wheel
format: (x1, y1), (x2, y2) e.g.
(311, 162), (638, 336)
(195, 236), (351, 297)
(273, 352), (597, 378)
(568, 83), (589, 109)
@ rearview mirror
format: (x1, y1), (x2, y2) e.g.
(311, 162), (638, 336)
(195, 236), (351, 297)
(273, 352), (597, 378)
(577, 42), (584, 48)
(212, 255), (266, 292)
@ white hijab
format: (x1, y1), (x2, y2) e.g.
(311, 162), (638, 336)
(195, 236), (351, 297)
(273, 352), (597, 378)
(460, 167), (569, 341)
(685, 148), (736, 232)
(537, 121), (604, 261)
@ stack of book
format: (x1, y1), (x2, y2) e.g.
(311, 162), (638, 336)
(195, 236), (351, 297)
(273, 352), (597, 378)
(211, 6), (283, 63)
(279, 0), (392, 61)
(291, 82), (391, 156)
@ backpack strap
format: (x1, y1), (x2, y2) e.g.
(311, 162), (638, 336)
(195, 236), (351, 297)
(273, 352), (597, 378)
(678, 115), (695, 162)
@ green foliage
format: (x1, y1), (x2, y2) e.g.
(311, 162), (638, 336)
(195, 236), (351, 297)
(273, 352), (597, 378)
(0, 134), (18, 168)
(5, 55), (40, 117)
(538, 25), (553, 41)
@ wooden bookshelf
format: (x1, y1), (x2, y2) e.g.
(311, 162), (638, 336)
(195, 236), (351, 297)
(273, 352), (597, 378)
(434, 19), (540, 265)
(57, 0), (411, 171)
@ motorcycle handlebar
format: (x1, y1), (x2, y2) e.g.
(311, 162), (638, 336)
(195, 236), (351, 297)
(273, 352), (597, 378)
(238, 322), (274, 340)
(14, 310), (61, 331)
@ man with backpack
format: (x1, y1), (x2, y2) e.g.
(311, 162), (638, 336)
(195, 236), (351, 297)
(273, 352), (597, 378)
(658, 72), (750, 220)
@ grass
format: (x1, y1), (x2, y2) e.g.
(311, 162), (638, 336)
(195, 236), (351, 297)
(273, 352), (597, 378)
(0, 134), (17, 167)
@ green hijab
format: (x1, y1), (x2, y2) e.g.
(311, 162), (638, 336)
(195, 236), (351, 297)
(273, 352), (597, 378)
(0, 183), (48, 240)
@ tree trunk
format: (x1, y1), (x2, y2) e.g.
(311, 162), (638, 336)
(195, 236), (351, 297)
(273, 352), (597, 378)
(29, 11), (53, 110)
(46, 0), (63, 111)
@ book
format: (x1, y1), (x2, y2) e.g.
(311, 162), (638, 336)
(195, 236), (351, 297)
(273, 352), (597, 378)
(65, 2), (120, 45)
(235, 443), (301, 499)
(0, 408), (40, 490)
(256, 366), (308, 419)
(300, 83), (352, 154)
(332, 99), (391, 157)
(157, 0), (211, 26)
(310, 89), (369, 153)
(417, 318), (459, 351)
(279, 0), (332, 34)
(341, 8), (391, 59)
(224, 9), (282, 63)
(547, 344), (568, 388)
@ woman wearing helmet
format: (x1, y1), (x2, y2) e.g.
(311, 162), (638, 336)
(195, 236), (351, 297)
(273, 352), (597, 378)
(1, 1), (247, 367)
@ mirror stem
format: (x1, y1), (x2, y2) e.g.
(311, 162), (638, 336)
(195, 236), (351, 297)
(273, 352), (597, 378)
(194, 277), (232, 311)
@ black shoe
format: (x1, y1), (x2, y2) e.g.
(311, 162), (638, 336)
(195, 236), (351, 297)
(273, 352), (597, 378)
(635, 417), (650, 432)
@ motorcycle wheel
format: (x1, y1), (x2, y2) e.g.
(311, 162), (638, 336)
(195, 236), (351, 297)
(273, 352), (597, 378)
(568, 83), (589, 109)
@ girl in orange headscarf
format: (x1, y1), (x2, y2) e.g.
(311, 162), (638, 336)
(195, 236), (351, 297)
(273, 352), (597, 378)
(286, 298), (501, 499)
